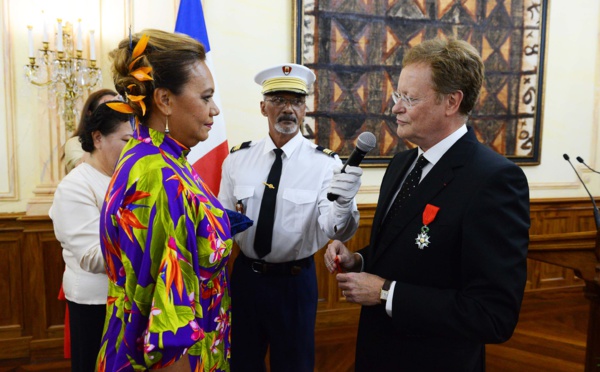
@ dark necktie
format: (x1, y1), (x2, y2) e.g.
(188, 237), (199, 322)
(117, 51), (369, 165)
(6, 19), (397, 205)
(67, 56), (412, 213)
(254, 148), (284, 258)
(382, 154), (429, 226)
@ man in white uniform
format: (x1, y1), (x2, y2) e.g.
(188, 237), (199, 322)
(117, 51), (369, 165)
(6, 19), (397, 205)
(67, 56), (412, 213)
(219, 63), (362, 372)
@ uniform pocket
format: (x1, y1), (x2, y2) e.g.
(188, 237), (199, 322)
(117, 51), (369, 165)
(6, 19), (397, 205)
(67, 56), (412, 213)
(233, 186), (255, 215)
(281, 189), (317, 232)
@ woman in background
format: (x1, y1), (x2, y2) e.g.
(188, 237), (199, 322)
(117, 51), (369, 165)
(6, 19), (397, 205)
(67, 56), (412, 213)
(50, 102), (133, 372)
(63, 89), (118, 173)
(98, 29), (232, 371)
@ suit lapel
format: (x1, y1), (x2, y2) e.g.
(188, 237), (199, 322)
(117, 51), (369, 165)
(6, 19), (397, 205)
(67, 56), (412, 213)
(370, 150), (418, 247)
(370, 129), (478, 266)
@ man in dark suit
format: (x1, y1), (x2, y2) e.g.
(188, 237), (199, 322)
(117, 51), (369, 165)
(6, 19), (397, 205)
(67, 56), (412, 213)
(325, 38), (530, 371)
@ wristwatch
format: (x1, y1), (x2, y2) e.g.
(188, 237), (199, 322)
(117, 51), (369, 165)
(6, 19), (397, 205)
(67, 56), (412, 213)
(380, 279), (392, 303)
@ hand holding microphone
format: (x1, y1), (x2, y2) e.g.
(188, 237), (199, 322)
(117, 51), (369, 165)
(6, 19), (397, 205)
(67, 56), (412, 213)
(328, 165), (363, 204)
(327, 132), (377, 202)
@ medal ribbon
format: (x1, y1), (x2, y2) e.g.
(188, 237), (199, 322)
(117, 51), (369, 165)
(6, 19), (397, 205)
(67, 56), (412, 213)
(422, 204), (440, 226)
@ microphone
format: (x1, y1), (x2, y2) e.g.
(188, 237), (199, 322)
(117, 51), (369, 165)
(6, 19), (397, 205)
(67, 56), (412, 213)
(576, 156), (600, 175)
(563, 153), (600, 230)
(327, 131), (377, 201)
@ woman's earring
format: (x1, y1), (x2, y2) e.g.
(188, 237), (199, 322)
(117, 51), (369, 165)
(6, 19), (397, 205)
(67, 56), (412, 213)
(165, 115), (170, 134)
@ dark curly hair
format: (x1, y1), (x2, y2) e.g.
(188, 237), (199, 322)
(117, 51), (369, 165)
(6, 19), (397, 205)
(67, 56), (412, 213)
(72, 89), (118, 137)
(79, 101), (133, 153)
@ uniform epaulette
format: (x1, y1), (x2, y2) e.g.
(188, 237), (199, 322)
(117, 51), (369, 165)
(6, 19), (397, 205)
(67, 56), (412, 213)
(230, 141), (252, 153)
(316, 145), (337, 157)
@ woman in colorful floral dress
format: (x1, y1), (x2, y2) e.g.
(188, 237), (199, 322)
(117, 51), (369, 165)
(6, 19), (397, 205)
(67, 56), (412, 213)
(97, 29), (231, 371)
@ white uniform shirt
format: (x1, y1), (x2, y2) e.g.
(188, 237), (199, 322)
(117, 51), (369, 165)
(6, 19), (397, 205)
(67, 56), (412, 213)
(219, 132), (360, 263)
(49, 162), (109, 304)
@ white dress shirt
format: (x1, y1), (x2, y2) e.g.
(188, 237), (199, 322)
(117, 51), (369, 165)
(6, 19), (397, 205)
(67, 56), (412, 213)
(219, 132), (360, 262)
(49, 162), (109, 304)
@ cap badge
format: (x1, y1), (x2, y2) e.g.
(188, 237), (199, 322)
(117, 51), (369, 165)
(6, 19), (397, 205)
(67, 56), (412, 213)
(282, 65), (292, 76)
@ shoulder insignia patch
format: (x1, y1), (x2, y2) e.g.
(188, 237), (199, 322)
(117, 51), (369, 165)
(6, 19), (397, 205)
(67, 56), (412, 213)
(316, 145), (337, 157)
(230, 141), (252, 153)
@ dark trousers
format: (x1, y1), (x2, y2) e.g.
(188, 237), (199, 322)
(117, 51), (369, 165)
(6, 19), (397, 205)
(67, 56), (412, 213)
(66, 300), (106, 372)
(230, 255), (317, 372)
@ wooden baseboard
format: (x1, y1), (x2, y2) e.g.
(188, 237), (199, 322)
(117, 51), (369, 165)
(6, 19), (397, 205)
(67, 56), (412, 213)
(0, 337), (31, 359)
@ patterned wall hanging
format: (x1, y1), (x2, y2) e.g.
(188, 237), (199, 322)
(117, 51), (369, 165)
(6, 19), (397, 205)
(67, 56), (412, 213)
(294, 0), (548, 165)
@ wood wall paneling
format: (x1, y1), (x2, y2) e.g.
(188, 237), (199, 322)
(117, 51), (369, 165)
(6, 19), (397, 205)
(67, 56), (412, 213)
(0, 224), (28, 361)
(0, 228), (22, 330)
(40, 233), (65, 334)
(0, 198), (596, 371)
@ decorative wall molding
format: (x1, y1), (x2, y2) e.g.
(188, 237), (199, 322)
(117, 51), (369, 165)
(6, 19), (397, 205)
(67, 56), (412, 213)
(0, 0), (17, 200)
(529, 181), (586, 190)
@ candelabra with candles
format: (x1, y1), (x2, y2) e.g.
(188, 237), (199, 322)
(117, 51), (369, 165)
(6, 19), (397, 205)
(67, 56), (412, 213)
(24, 18), (102, 131)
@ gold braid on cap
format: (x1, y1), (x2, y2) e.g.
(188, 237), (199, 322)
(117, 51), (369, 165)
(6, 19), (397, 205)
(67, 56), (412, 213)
(107, 34), (154, 129)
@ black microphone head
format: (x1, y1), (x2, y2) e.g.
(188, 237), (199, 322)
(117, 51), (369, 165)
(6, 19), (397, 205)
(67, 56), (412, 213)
(356, 132), (377, 153)
(576, 156), (584, 163)
(563, 153), (570, 161)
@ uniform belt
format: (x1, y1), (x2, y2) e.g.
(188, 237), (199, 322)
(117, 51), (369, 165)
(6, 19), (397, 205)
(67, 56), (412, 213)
(238, 253), (313, 276)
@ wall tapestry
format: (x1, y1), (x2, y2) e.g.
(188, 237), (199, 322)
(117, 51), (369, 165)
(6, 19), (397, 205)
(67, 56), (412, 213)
(294, 0), (548, 165)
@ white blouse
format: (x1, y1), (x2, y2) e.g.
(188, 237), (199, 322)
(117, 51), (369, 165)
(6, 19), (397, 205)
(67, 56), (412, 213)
(64, 136), (85, 173)
(49, 163), (110, 304)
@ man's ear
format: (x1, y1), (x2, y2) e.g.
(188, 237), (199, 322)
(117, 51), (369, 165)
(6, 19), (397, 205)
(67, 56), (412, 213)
(260, 101), (267, 116)
(445, 90), (463, 116)
(153, 87), (172, 116)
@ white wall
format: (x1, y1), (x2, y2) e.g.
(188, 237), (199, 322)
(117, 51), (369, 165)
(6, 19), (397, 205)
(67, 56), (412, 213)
(0, 0), (599, 213)
(524, 0), (600, 199)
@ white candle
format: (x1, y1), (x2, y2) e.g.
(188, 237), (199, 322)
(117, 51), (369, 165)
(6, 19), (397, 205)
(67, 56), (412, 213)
(56, 19), (63, 52)
(27, 26), (34, 58)
(42, 11), (48, 43)
(89, 30), (95, 60)
(76, 19), (82, 51)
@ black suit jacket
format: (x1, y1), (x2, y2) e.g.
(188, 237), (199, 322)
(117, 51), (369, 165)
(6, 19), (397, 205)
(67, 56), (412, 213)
(355, 127), (530, 371)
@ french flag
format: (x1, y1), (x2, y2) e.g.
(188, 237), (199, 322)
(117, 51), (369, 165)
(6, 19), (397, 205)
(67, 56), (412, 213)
(175, 0), (228, 195)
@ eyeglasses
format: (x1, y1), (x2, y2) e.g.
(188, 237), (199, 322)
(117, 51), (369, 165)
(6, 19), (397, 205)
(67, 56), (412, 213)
(391, 91), (420, 109)
(265, 96), (306, 109)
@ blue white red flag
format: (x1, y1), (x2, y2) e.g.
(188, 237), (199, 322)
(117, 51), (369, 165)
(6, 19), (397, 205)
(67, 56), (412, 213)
(176, 0), (228, 195)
